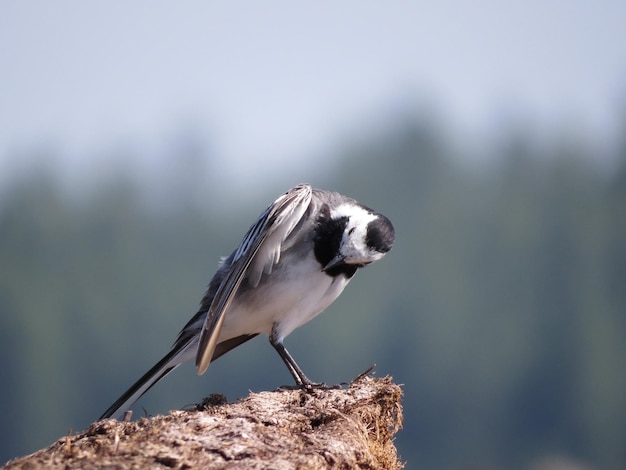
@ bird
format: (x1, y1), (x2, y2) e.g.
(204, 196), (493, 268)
(100, 183), (394, 420)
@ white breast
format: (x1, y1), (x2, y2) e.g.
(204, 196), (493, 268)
(216, 250), (351, 344)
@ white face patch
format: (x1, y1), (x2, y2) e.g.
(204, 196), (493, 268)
(330, 204), (383, 265)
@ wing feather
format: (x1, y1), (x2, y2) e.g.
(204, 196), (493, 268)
(195, 184), (312, 374)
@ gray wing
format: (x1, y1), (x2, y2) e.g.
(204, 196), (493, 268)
(195, 183), (313, 374)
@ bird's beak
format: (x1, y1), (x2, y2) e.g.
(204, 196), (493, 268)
(323, 254), (346, 272)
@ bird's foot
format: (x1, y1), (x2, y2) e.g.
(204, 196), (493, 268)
(302, 381), (343, 391)
(276, 382), (342, 392)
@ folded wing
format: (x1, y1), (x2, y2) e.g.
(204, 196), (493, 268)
(195, 184), (313, 374)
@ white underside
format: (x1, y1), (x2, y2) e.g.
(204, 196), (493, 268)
(218, 250), (350, 343)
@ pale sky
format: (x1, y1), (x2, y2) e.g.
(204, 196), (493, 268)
(1, 1), (625, 190)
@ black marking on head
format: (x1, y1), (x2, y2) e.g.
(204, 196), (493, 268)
(366, 215), (395, 254)
(313, 204), (358, 279)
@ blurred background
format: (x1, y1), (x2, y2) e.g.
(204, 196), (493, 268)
(1, 2), (625, 468)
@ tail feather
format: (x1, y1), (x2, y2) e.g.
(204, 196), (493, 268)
(99, 344), (194, 420)
(99, 333), (258, 420)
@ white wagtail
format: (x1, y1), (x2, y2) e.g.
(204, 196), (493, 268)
(100, 183), (394, 419)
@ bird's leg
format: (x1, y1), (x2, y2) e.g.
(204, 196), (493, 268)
(269, 327), (324, 388)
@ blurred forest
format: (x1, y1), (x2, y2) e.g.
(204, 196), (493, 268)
(1, 112), (625, 469)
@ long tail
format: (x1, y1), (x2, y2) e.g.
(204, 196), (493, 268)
(99, 333), (258, 420)
(99, 341), (196, 420)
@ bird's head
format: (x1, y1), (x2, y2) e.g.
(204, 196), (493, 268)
(322, 203), (394, 272)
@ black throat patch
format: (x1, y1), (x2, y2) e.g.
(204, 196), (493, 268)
(313, 204), (358, 279)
